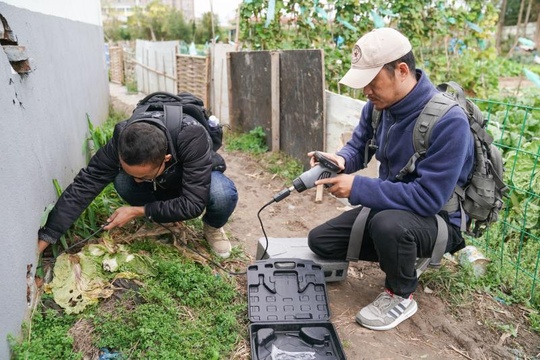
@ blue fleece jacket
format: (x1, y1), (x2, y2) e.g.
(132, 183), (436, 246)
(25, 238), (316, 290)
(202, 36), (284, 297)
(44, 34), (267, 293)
(337, 70), (474, 228)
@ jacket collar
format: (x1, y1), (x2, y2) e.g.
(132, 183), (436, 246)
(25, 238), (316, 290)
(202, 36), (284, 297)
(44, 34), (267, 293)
(386, 69), (437, 119)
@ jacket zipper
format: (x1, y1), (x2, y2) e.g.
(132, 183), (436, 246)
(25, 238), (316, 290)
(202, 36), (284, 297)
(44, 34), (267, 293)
(383, 113), (397, 180)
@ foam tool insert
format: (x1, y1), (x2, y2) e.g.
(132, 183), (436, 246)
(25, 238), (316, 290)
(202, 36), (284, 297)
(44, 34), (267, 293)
(247, 258), (346, 359)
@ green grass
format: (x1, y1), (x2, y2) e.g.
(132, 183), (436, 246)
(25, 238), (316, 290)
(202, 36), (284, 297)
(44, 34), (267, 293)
(263, 151), (304, 183)
(125, 80), (138, 94)
(9, 308), (81, 360)
(93, 240), (245, 359)
(225, 126), (268, 154)
(225, 126), (304, 183)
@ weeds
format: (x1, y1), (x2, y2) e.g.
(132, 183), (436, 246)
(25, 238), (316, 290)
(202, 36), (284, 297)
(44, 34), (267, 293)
(420, 258), (540, 333)
(225, 127), (304, 183)
(40, 110), (127, 262)
(125, 80), (138, 94)
(225, 126), (268, 154)
(9, 307), (81, 360)
(86, 106), (125, 159)
(92, 240), (244, 359)
(12, 240), (246, 359)
(264, 152), (304, 183)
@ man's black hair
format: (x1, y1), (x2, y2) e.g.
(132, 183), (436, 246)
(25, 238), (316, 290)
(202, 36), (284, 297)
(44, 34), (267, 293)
(383, 50), (416, 78)
(118, 122), (167, 166)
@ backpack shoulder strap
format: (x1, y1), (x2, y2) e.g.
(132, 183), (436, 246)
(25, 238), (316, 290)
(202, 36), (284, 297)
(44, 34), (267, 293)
(364, 108), (382, 168)
(162, 104), (184, 159)
(437, 82), (468, 109)
(395, 92), (456, 180)
(182, 103), (210, 132)
(163, 104), (183, 132)
(346, 206), (371, 262)
(371, 108), (382, 129)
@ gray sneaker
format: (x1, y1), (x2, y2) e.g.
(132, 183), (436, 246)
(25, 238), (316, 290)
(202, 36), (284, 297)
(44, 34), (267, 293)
(356, 290), (417, 330)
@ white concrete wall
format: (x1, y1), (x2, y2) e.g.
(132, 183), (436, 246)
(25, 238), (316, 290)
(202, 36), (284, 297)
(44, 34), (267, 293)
(2, 0), (103, 25)
(324, 91), (379, 178)
(501, 22), (537, 41)
(0, 1), (108, 358)
(324, 91), (365, 153)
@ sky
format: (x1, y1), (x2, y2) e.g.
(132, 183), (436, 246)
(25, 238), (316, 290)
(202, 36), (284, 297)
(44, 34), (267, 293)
(194, 0), (243, 25)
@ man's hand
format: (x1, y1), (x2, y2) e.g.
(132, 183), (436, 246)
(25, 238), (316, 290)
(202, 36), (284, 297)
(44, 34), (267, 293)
(316, 174), (355, 198)
(38, 239), (50, 254)
(105, 206), (145, 230)
(307, 151), (345, 171)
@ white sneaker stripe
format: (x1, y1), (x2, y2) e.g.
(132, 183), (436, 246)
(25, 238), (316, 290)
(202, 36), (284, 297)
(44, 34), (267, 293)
(388, 303), (407, 318)
(357, 292), (418, 330)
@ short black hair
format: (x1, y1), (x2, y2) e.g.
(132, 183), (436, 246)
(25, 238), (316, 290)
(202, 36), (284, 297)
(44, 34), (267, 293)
(382, 50), (416, 78)
(118, 122), (167, 166)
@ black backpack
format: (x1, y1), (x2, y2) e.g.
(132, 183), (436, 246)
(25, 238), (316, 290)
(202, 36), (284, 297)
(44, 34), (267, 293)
(368, 82), (508, 237)
(130, 91), (226, 172)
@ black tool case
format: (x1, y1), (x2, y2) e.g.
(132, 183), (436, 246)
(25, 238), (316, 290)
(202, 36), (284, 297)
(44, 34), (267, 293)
(247, 258), (346, 360)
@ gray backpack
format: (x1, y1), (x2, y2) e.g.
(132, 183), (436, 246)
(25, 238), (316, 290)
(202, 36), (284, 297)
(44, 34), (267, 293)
(369, 81), (508, 237)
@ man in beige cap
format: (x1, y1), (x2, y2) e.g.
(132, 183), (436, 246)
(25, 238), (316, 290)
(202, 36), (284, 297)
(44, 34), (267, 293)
(307, 28), (474, 330)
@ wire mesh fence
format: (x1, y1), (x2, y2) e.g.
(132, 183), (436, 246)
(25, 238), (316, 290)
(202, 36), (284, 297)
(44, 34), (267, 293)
(471, 99), (540, 307)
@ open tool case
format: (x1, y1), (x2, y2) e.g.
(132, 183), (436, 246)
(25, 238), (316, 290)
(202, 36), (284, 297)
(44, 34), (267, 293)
(247, 258), (346, 360)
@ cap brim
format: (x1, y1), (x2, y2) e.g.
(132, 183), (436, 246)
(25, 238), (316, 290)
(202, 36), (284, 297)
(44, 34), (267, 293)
(339, 66), (383, 89)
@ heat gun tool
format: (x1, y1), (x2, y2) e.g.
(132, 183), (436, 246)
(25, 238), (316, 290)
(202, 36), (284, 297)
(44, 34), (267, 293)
(271, 151), (340, 203)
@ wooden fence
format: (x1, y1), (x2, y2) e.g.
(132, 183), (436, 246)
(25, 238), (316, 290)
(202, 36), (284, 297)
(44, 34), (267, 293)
(176, 54), (208, 105)
(108, 45), (328, 169)
(228, 49), (326, 169)
(109, 46), (123, 85)
(108, 41), (208, 104)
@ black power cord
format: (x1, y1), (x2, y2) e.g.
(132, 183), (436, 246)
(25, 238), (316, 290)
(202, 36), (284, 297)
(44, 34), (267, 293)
(257, 193), (290, 261)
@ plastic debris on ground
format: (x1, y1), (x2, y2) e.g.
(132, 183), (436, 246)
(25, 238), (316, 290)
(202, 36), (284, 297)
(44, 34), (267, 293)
(99, 348), (123, 359)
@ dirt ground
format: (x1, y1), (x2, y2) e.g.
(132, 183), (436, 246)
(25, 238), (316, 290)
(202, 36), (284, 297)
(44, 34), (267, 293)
(222, 150), (540, 360)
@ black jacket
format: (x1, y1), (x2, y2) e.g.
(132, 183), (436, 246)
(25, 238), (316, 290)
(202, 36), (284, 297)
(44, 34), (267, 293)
(38, 114), (213, 244)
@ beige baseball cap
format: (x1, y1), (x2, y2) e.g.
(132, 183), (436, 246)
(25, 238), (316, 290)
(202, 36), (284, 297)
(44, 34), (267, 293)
(339, 28), (412, 89)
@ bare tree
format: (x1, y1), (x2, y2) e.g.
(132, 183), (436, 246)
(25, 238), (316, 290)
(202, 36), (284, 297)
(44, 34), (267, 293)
(506, 0), (527, 58)
(536, 8), (540, 48)
(516, 0), (526, 39)
(496, 0), (508, 53)
(522, 0), (534, 38)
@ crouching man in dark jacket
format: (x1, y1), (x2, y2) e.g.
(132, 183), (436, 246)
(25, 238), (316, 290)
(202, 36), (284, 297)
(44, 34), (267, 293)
(38, 112), (238, 258)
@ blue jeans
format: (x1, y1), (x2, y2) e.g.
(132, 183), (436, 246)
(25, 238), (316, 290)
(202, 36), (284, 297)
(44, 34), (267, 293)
(114, 171), (238, 228)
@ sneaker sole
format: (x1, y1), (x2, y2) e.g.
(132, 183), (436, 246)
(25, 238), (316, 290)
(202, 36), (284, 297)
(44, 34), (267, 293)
(356, 300), (418, 331)
(210, 243), (231, 258)
(215, 251), (231, 259)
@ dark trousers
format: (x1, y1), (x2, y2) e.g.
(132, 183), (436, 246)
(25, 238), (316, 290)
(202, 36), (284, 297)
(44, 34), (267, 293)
(308, 207), (463, 297)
